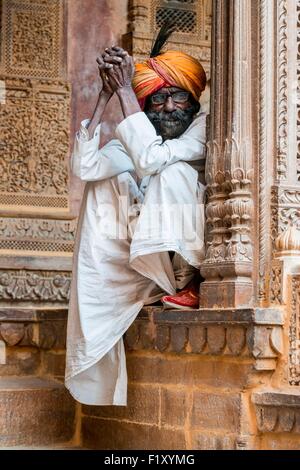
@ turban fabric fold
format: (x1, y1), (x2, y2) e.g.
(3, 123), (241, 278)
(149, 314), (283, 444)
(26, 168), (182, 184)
(132, 50), (207, 110)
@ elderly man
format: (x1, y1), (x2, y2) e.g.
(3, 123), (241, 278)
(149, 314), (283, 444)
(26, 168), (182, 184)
(65, 46), (206, 405)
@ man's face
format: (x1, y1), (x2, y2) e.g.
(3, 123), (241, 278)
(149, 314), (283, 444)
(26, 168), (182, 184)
(145, 86), (199, 141)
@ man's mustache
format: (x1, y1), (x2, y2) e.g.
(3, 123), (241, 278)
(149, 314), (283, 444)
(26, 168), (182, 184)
(146, 108), (194, 122)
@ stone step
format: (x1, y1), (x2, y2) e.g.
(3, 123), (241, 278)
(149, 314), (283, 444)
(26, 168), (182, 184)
(0, 377), (76, 447)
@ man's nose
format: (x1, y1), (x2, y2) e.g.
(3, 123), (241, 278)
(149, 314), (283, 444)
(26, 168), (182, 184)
(163, 96), (176, 112)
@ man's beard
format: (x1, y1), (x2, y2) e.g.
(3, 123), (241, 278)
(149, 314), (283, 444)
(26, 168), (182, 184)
(145, 106), (197, 141)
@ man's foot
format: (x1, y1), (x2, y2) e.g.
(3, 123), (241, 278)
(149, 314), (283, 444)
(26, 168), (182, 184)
(161, 286), (199, 310)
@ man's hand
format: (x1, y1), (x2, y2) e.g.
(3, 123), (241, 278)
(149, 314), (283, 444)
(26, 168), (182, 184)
(84, 50), (120, 140)
(102, 46), (135, 94)
(96, 56), (115, 98)
(99, 46), (140, 119)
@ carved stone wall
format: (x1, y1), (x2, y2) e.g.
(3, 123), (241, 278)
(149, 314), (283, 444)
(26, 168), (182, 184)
(0, 0), (74, 307)
(123, 0), (212, 77)
(267, 0), (300, 391)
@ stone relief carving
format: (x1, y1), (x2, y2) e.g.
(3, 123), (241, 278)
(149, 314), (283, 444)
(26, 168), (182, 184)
(0, 217), (75, 252)
(276, 0), (288, 181)
(289, 276), (300, 385)
(297, 0), (300, 181)
(224, 139), (254, 264)
(258, 0), (271, 302)
(270, 261), (283, 305)
(1, 0), (63, 79)
(203, 142), (228, 264)
(0, 77), (70, 208)
(128, 0), (150, 33)
(271, 188), (300, 246)
(0, 269), (71, 302)
(0, 0), (72, 306)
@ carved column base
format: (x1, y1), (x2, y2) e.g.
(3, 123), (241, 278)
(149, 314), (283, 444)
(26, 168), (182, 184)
(200, 260), (253, 308)
(200, 279), (253, 309)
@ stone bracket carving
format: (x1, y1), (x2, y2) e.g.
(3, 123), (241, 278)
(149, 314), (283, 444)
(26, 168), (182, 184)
(0, 307), (67, 350)
(252, 391), (300, 433)
(124, 307), (284, 370)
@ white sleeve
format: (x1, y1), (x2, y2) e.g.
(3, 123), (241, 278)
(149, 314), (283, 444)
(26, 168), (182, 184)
(70, 120), (135, 181)
(115, 111), (206, 178)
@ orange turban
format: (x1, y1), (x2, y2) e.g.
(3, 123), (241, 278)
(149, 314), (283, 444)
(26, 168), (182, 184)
(132, 50), (206, 110)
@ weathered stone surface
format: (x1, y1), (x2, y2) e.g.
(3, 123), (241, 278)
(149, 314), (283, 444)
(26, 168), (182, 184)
(0, 377), (76, 447)
(127, 353), (254, 389)
(278, 409), (295, 432)
(189, 326), (206, 353)
(260, 434), (300, 450)
(191, 432), (236, 450)
(170, 325), (188, 353)
(42, 351), (66, 377)
(0, 323), (25, 346)
(139, 322), (154, 349)
(207, 326), (226, 354)
(35, 321), (67, 350)
(161, 388), (188, 428)
(82, 384), (159, 425)
(155, 325), (170, 352)
(252, 391), (300, 434)
(255, 406), (278, 432)
(191, 392), (241, 432)
(82, 417), (186, 450)
(252, 391), (300, 407)
(0, 347), (40, 376)
(227, 327), (247, 355)
(125, 323), (139, 350)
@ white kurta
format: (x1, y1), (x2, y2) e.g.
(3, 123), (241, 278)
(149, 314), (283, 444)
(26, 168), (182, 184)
(65, 111), (206, 405)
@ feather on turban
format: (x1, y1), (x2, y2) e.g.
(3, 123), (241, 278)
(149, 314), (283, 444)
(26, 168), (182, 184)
(132, 50), (207, 110)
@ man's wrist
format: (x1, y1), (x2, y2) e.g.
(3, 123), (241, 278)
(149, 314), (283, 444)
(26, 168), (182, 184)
(116, 86), (134, 97)
(99, 90), (113, 102)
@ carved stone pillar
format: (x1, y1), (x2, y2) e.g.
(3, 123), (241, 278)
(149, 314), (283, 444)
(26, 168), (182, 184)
(200, 0), (254, 308)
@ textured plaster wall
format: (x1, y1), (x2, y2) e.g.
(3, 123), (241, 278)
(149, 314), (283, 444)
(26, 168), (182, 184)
(67, 0), (128, 215)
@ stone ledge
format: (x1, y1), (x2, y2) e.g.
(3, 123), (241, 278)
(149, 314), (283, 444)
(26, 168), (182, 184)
(0, 306), (284, 366)
(124, 307), (284, 369)
(252, 390), (300, 433)
(0, 307), (68, 322)
(138, 307), (284, 325)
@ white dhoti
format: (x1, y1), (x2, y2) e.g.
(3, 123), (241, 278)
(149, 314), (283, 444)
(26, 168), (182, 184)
(65, 111), (206, 405)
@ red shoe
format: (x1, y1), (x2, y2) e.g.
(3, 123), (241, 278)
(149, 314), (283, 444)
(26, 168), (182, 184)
(161, 287), (199, 310)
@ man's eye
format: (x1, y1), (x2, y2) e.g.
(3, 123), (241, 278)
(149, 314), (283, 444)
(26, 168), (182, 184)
(152, 95), (165, 103)
(174, 93), (188, 99)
